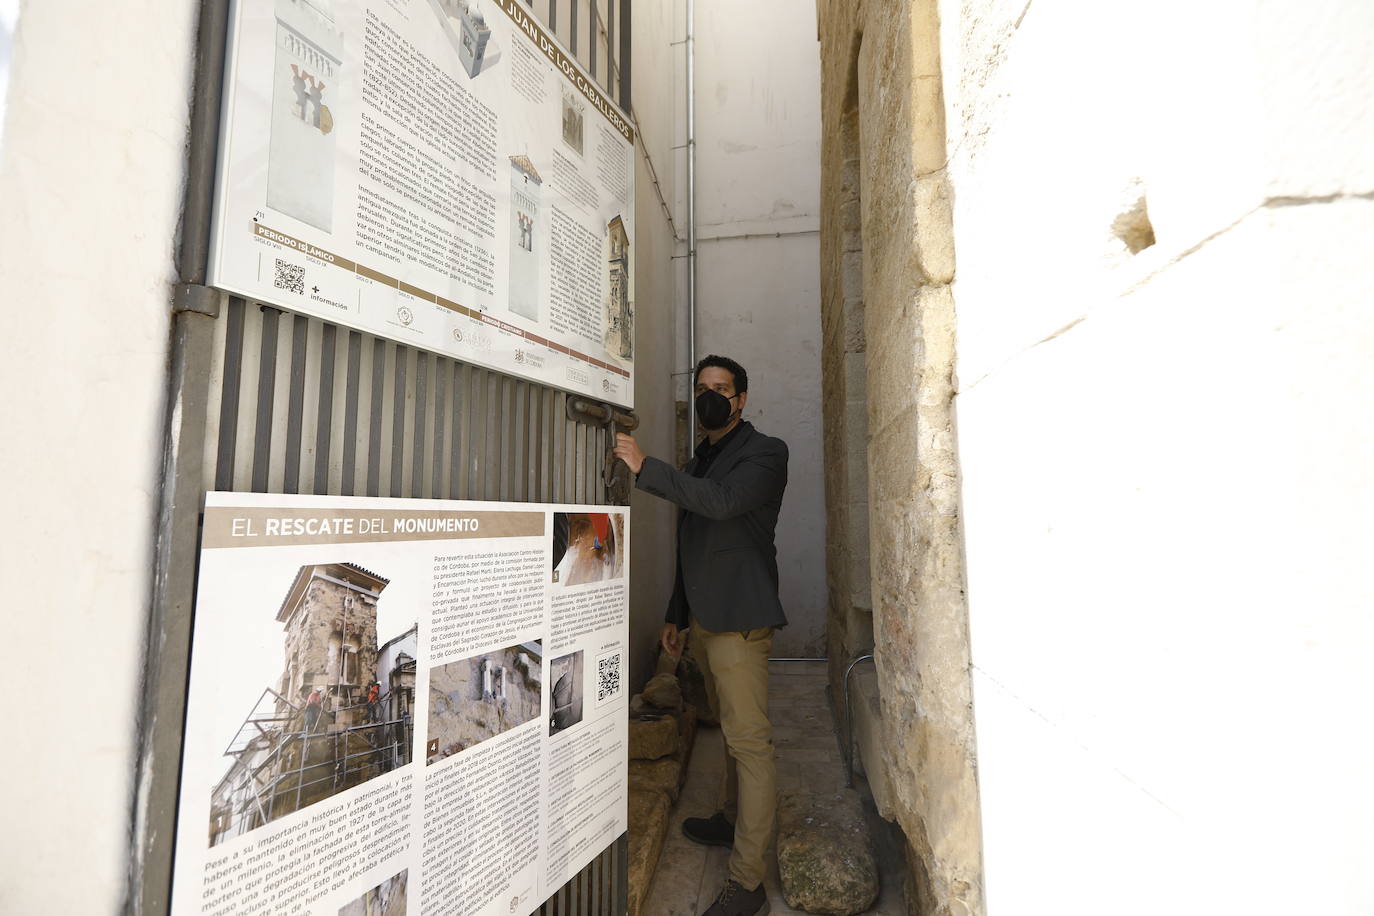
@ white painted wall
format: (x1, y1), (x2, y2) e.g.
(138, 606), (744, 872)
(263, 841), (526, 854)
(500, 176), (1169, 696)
(943, 0), (1374, 911)
(0, 0), (197, 910)
(692, 0), (826, 656)
(627, 0), (688, 692)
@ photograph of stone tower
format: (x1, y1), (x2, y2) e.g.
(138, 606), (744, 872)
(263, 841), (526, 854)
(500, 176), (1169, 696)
(208, 563), (416, 848)
(604, 215), (632, 360)
(266, 0), (343, 232)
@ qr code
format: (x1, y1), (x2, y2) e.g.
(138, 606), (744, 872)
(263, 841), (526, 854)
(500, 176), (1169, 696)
(596, 652), (622, 703)
(274, 258), (305, 295)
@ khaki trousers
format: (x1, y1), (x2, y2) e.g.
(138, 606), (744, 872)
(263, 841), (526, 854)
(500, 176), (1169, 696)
(690, 620), (775, 890)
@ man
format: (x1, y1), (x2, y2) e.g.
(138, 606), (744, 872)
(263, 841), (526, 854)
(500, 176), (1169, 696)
(613, 355), (787, 916)
(303, 686), (323, 733)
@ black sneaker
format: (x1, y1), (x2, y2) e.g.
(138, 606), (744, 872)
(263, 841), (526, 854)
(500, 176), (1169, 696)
(682, 812), (735, 848)
(702, 880), (768, 916)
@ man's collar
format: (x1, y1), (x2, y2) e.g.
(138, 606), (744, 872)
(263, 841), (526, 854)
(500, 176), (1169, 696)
(695, 420), (748, 460)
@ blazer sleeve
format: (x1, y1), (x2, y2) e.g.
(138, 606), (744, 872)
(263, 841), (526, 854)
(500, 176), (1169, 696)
(666, 552), (689, 627)
(634, 439), (788, 520)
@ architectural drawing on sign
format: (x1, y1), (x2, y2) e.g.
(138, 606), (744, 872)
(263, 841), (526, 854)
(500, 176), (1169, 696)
(604, 216), (632, 360)
(339, 869), (407, 916)
(508, 155), (543, 322)
(266, 0), (343, 232)
(426, 641), (543, 764)
(207, 564), (416, 847)
(428, 0), (492, 78)
(561, 89), (585, 156)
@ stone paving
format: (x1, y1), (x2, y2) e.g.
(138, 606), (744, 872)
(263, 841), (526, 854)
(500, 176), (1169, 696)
(641, 661), (904, 916)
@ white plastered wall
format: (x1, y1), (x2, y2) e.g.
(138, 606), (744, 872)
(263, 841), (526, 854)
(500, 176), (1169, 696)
(627, 0), (686, 692)
(691, 0), (826, 656)
(0, 0), (197, 911)
(944, 0), (1374, 911)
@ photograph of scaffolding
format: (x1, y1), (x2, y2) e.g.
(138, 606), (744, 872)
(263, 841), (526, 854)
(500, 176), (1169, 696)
(207, 562), (417, 848)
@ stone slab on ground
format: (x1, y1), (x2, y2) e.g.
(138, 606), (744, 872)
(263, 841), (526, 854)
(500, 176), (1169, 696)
(630, 757), (684, 802)
(628, 786), (673, 916)
(777, 790), (879, 916)
(630, 713), (680, 760)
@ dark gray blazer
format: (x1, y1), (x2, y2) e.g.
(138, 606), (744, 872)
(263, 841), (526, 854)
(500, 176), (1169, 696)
(635, 421), (789, 633)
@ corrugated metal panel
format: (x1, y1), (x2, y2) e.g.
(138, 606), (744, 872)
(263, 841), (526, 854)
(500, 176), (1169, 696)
(203, 300), (609, 508)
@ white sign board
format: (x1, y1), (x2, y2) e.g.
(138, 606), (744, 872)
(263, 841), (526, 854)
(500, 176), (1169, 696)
(172, 492), (629, 916)
(209, 0), (636, 407)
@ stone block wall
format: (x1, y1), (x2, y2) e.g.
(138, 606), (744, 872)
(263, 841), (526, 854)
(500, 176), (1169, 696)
(817, 2), (983, 915)
(821, 0), (1374, 913)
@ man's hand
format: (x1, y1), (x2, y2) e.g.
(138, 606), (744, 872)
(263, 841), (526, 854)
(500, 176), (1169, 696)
(660, 622), (684, 657)
(613, 433), (646, 475)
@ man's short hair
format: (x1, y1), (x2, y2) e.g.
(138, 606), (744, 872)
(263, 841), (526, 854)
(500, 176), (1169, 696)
(694, 354), (749, 393)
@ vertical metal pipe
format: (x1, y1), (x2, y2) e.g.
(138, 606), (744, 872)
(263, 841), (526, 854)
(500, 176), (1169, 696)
(367, 337), (386, 497)
(569, 0), (578, 55)
(283, 314), (309, 492)
(391, 345), (408, 497)
(618, 0), (630, 113)
(252, 306), (281, 492)
(432, 356), (449, 498)
(341, 330), (362, 496)
(412, 351), (428, 498)
(686, 0), (697, 435)
(451, 363), (467, 499)
(215, 298), (246, 491)
(589, 0), (597, 82)
(843, 654), (876, 788)
(314, 322), (337, 495)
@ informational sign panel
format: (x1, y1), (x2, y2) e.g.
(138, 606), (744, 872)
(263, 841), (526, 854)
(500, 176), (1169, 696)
(172, 492), (629, 916)
(209, 0), (636, 407)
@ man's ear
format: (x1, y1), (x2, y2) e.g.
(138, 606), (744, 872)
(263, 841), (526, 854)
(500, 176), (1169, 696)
(736, 391), (748, 414)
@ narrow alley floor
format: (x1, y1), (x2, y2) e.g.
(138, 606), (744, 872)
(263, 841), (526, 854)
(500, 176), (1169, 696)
(642, 661), (905, 916)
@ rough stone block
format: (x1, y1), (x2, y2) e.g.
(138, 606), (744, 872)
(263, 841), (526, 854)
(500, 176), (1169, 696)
(629, 713), (679, 760)
(678, 645), (717, 725)
(777, 790), (879, 916)
(629, 757), (683, 802)
(642, 673), (683, 710)
(654, 647), (680, 677)
(627, 787), (672, 916)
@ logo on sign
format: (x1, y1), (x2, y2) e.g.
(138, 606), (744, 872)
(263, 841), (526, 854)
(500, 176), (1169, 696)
(397, 306), (414, 326)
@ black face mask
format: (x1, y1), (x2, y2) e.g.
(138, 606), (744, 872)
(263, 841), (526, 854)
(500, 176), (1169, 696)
(695, 389), (739, 431)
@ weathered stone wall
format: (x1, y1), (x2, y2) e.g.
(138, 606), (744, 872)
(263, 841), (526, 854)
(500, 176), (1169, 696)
(426, 645), (543, 761)
(817, 2), (983, 915)
(821, 0), (1374, 912)
(281, 577), (381, 712)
